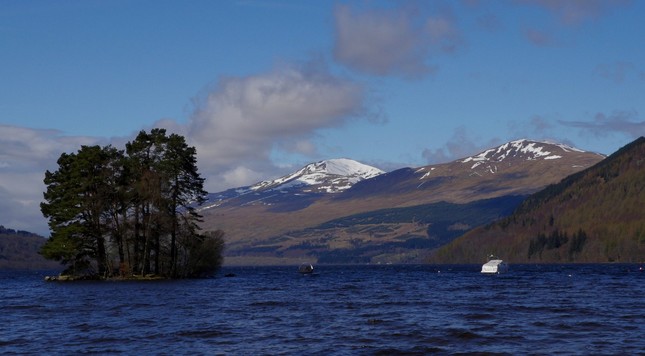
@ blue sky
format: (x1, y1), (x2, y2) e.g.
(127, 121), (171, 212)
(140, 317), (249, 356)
(1, 0), (644, 235)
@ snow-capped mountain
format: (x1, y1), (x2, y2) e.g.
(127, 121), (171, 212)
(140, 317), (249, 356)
(413, 139), (602, 180)
(201, 158), (383, 210)
(198, 139), (606, 265)
(250, 158), (384, 193)
(350, 139), (605, 204)
(461, 139), (585, 168)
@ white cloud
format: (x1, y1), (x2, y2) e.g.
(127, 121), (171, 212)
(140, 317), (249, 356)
(0, 61), (376, 233)
(186, 62), (370, 191)
(220, 166), (265, 189)
(0, 125), (101, 236)
(332, 4), (461, 78)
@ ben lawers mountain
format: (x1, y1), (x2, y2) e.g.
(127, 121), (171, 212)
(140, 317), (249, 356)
(249, 158), (384, 193)
(201, 158), (383, 211)
(199, 139), (604, 265)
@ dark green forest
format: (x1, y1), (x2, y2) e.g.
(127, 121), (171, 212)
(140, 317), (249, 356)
(40, 129), (223, 279)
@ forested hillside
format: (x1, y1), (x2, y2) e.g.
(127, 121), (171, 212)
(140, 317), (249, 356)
(0, 226), (59, 269)
(429, 137), (645, 264)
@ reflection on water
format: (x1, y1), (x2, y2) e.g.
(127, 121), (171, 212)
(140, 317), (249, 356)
(1, 264), (644, 354)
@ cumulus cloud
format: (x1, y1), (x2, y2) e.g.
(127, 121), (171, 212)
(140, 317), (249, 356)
(0, 60), (377, 233)
(559, 111), (645, 138)
(0, 126), (95, 168)
(0, 125), (101, 236)
(332, 4), (461, 78)
(186, 62), (372, 192)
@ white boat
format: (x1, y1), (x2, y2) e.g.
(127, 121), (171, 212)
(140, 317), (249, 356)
(298, 263), (314, 274)
(481, 256), (508, 274)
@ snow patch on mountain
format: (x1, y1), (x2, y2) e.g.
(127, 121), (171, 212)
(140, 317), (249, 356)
(250, 158), (384, 193)
(416, 167), (436, 180)
(461, 139), (585, 168)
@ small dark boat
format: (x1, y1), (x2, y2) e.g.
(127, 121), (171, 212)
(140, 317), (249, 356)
(298, 263), (314, 274)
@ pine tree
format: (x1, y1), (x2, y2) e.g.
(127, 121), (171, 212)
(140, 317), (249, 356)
(40, 129), (220, 278)
(41, 145), (122, 276)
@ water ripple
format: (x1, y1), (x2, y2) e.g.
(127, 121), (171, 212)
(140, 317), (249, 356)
(1, 264), (645, 354)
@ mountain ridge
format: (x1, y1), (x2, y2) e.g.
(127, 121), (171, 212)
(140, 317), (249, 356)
(199, 139), (605, 265)
(201, 158), (384, 211)
(250, 158), (384, 193)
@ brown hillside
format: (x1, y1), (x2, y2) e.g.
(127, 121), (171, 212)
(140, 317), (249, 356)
(200, 140), (604, 264)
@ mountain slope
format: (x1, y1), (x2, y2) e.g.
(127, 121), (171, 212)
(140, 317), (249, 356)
(199, 140), (605, 265)
(234, 195), (526, 265)
(201, 158), (383, 212)
(0, 226), (59, 270)
(429, 137), (645, 264)
(250, 158), (383, 193)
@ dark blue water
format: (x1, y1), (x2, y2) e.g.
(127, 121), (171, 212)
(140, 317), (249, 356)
(2, 264), (644, 355)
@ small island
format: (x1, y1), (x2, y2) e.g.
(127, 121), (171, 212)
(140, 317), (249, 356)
(40, 129), (223, 280)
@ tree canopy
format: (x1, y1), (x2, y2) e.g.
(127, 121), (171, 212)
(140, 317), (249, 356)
(40, 128), (223, 278)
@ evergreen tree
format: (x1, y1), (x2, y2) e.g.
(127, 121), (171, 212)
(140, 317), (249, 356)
(41, 145), (122, 276)
(40, 129), (220, 279)
(159, 132), (207, 277)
